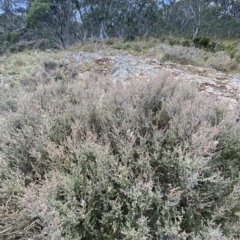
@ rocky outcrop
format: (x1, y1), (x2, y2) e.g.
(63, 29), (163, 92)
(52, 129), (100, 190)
(65, 50), (240, 109)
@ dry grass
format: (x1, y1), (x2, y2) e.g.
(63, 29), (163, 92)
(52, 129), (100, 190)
(0, 50), (66, 87)
(148, 43), (205, 66)
(68, 37), (240, 72)
(0, 38), (240, 85)
(206, 51), (238, 72)
(146, 42), (240, 72)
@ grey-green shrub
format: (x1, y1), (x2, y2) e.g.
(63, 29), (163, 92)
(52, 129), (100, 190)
(0, 66), (240, 239)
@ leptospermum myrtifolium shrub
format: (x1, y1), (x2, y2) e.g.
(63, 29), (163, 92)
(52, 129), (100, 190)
(0, 66), (240, 239)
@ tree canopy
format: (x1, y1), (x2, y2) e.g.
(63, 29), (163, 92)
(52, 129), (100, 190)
(1, 0), (240, 49)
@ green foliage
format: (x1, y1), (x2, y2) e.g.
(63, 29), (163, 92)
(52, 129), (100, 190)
(0, 62), (240, 239)
(224, 44), (237, 59)
(16, 41), (36, 52)
(2, 0), (240, 52)
(25, 0), (53, 28)
(169, 38), (180, 46)
(6, 31), (19, 43)
(9, 45), (17, 53)
(235, 54), (240, 63)
(215, 43), (238, 60)
(193, 37), (216, 52)
(182, 40), (191, 47)
(124, 35), (136, 42)
(25, 0), (77, 49)
(105, 38), (115, 45)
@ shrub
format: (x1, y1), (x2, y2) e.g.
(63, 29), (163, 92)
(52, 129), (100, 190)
(6, 31), (20, 43)
(124, 35), (135, 42)
(193, 36), (216, 52)
(133, 43), (142, 52)
(9, 45), (17, 53)
(0, 89), (18, 112)
(0, 67), (240, 239)
(182, 40), (191, 47)
(193, 36), (206, 48)
(43, 59), (59, 71)
(80, 38), (104, 52)
(35, 39), (50, 50)
(16, 41), (37, 52)
(207, 51), (238, 72)
(159, 44), (201, 65)
(105, 39), (115, 45)
(235, 54), (240, 63)
(169, 38), (179, 46)
(225, 44), (237, 58)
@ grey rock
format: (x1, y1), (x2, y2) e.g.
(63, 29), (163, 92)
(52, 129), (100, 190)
(64, 50), (240, 108)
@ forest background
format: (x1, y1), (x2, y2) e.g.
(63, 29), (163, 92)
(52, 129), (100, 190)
(1, 0), (240, 51)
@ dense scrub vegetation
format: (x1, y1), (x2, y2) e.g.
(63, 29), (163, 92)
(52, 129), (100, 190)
(1, 1), (240, 238)
(0, 57), (240, 239)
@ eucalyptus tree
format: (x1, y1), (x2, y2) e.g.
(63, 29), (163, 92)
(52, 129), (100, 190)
(2, 0), (240, 51)
(168, 0), (212, 38)
(76, 0), (159, 40)
(0, 0), (27, 34)
(0, 0), (31, 53)
(25, 0), (79, 48)
(189, 0), (240, 38)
